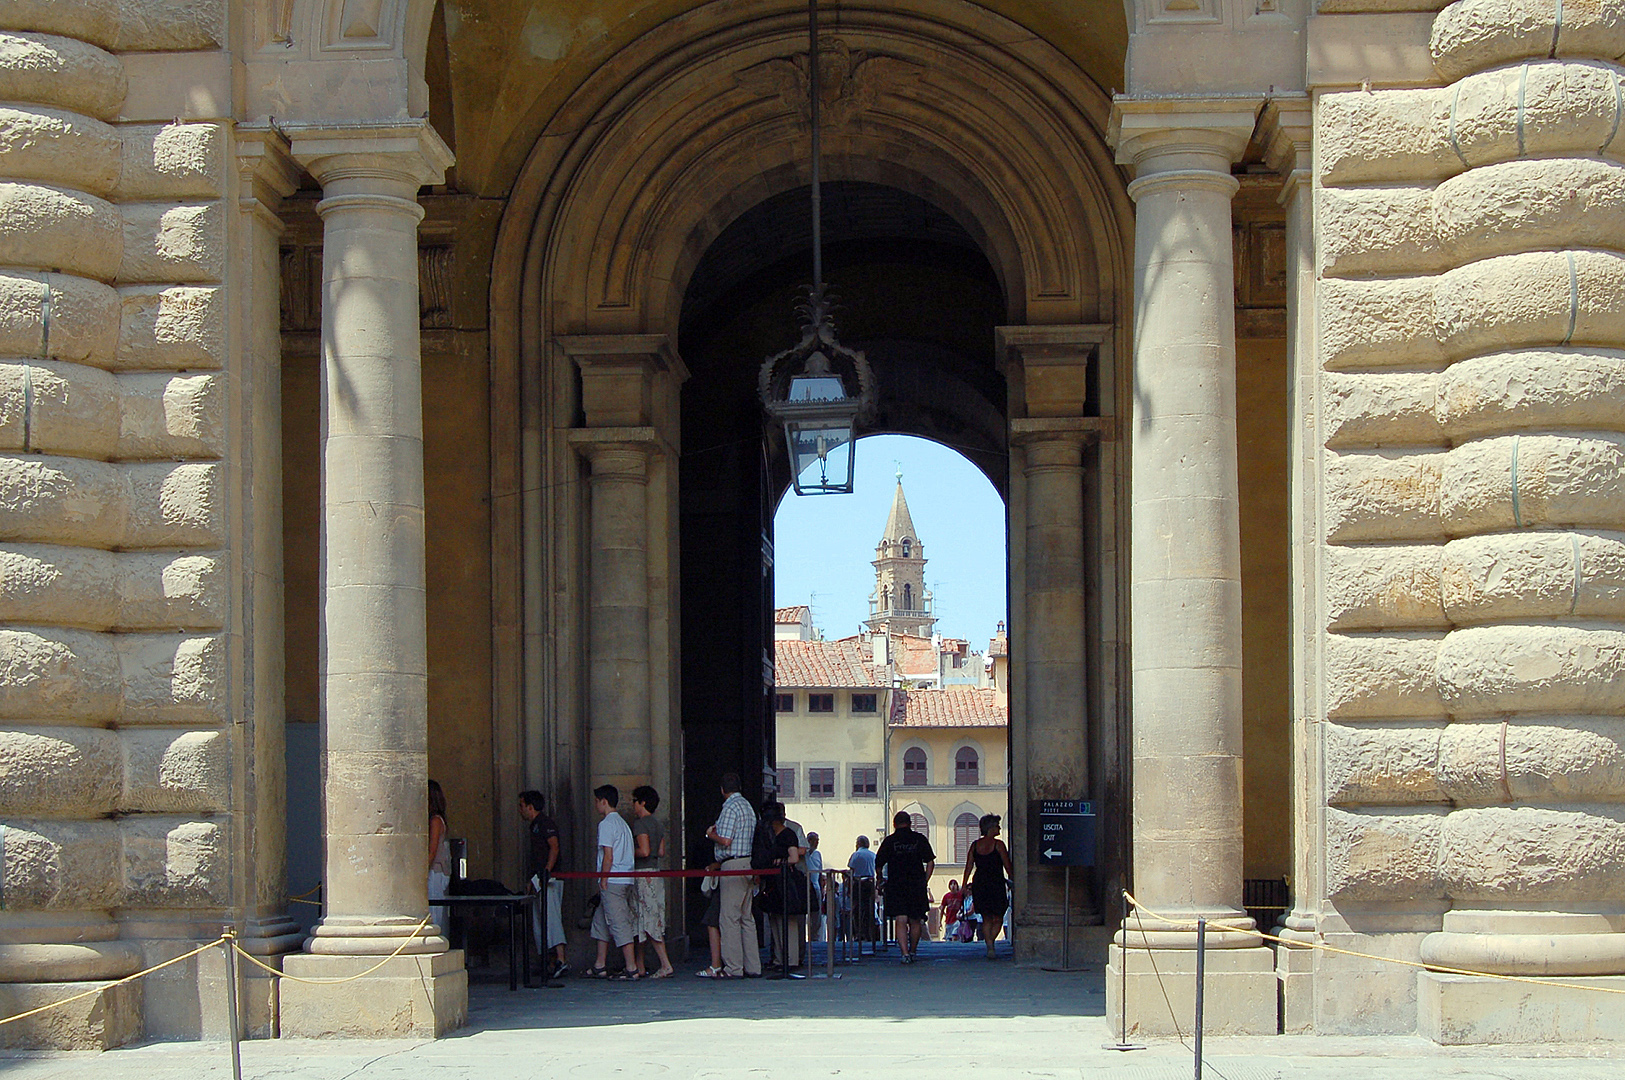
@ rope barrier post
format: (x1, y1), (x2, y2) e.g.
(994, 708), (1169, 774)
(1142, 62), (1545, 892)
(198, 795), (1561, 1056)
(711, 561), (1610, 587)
(1193, 916), (1207, 1080)
(1104, 890), (1146, 1051)
(826, 870), (836, 979)
(220, 929), (242, 1080)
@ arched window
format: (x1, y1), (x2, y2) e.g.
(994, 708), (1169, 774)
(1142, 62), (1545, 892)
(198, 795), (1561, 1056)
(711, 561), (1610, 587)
(902, 747), (927, 786)
(903, 583), (913, 610)
(955, 746), (979, 785)
(910, 813), (929, 836)
(954, 812), (980, 863)
(901, 538), (911, 558)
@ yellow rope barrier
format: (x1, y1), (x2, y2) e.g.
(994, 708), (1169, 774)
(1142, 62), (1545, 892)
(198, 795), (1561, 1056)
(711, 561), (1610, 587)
(1122, 891), (1625, 997)
(231, 913), (435, 985)
(0, 936), (227, 1028)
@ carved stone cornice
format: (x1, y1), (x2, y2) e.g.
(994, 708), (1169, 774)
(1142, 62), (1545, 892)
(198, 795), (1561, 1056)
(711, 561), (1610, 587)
(1108, 96), (1261, 174)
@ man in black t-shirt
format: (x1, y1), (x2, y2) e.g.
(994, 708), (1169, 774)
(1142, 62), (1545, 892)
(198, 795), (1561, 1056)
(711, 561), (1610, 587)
(874, 811), (936, 964)
(519, 790), (567, 976)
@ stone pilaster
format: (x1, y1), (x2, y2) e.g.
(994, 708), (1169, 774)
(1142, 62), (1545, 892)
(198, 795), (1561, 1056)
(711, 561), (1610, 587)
(279, 121), (466, 1038)
(560, 336), (687, 810)
(998, 327), (1111, 959)
(1107, 100), (1276, 1036)
(1261, 98), (1319, 1033)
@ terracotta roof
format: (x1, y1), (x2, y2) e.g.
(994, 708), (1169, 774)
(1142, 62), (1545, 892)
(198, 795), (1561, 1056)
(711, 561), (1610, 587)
(774, 606), (810, 624)
(894, 634), (939, 676)
(889, 686), (1008, 728)
(775, 639), (883, 688)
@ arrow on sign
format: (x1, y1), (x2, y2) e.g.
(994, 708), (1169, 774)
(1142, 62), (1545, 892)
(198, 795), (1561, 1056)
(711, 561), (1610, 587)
(1043, 848), (1063, 859)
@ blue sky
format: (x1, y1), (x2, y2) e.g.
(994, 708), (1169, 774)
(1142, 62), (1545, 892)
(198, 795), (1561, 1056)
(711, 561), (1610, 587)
(773, 434), (1008, 645)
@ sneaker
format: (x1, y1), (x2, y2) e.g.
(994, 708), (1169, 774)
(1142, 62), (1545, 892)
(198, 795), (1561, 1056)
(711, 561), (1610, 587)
(551, 961), (571, 979)
(901, 952), (914, 964)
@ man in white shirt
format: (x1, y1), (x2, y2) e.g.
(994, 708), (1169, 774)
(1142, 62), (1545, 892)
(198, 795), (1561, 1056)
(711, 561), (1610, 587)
(804, 832), (825, 942)
(588, 784), (639, 978)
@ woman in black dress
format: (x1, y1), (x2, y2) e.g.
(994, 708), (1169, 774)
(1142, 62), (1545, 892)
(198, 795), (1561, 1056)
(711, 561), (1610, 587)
(963, 814), (1013, 958)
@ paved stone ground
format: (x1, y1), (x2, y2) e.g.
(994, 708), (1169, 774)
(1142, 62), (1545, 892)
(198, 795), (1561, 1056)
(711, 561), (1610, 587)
(4, 940), (1623, 1079)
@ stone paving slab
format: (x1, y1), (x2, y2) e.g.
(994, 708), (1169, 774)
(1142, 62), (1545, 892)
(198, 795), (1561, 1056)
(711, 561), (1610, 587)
(3, 942), (1622, 1079)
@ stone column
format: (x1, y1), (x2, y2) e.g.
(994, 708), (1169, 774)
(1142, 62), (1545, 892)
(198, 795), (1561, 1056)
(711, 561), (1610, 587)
(1107, 102), (1276, 1036)
(280, 122), (467, 1038)
(560, 336), (687, 808)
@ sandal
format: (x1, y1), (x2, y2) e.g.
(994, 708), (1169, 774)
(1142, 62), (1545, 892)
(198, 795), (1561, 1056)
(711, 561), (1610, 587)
(610, 970), (643, 981)
(695, 965), (726, 978)
(584, 966), (609, 978)
(651, 968), (675, 979)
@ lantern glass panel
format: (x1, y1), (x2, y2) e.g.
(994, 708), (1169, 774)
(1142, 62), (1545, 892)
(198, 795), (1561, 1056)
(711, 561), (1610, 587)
(786, 418), (855, 494)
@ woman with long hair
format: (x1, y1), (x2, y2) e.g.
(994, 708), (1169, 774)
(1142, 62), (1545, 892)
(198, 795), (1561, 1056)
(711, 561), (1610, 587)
(428, 779), (451, 931)
(963, 814), (1013, 958)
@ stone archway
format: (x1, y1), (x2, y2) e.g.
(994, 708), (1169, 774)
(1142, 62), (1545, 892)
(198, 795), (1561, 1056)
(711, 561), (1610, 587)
(486, 0), (1133, 955)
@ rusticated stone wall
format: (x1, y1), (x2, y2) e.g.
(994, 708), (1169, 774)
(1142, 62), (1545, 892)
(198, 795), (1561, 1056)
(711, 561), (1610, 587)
(1310, 0), (1625, 1033)
(0, 0), (261, 1049)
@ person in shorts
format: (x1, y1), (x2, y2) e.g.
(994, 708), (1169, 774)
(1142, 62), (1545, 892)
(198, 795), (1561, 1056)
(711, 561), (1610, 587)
(587, 785), (639, 978)
(874, 811), (935, 963)
(630, 785), (674, 978)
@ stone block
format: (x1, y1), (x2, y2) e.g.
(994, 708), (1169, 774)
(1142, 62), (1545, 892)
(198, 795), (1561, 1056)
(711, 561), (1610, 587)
(0, 271), (118, 367)
(0, 359), (120, 457)
(0, 32), (125, 121)
(1443, 718), (1625, 804)
(1434, 158), (1625, 262)
(279, 950), (468, 1038)
(1440, 434), (1625, 536)
(1440, 349), (1625, 441)
(1107, 944), (1277, 1037)
(1326, 806), (1446, 901)
(1323, 632), (1446, 719)
(1322, 371), (1441, 448)
(121, 727), (229, 812)
(1325, 720), (1448, 805)
(123, 461), (223, 548)
(0, 105), (120, 195)
(1318, 185), (1444, 278)
(0, 545), (224, 630)
(120, 816), (227, 907)
(2, 0), (121, 48)
(1323, 450), (1444, 543)
(1307, 12), (1441, 89)
(117, 371), (225, 460)
(1419, 970), (1625, 1042)
(1325, 544), (1446, 630)
(118, 201), (224, 285)
(0, 626), (122, 722)
(117, 285), (225, 370)
(0, 726), (120, 816)
(0, 820), (123, 910)
(118, 123), (225, 200)
(0, 979), (140, 1049)
(117, 632), (226, 724)
(1431, 0), (1625, 84)
(0, 181), (120, 280)
(1437, 624), (1625, 717)
(1319, 276), (1443, 370)
(1439, 805), (1625, 903)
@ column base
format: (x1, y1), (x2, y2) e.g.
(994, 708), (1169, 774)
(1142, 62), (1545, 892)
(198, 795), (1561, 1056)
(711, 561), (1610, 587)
(1419, 971), (1625, 1043)
(279, 950), (467, 1038)
(1275, 917), (1317, 1034)
(1108, 943), (1277, 1036)
(0, 980), (142, 1050)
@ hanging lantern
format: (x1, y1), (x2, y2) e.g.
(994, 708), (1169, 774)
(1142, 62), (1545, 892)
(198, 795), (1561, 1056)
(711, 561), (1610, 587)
(757, 0), (877, 496)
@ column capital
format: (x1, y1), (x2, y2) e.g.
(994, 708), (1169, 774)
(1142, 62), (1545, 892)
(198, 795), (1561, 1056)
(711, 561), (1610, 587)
(568, 427), (664, 473)
(1109, 97), (1260, 178)
(558, 333), (689, 431)
(1259, 96), (1314, 204)
(285, 119), (453, 199)
(235, 125), (300, 233)
(996, 324), (1113, 418)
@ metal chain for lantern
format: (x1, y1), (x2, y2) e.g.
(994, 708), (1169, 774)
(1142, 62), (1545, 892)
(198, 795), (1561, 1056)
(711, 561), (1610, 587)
(757, 0), (877, 495)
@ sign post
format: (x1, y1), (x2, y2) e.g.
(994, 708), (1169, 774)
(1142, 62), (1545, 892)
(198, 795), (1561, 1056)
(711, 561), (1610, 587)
(1034, 800), (1095, 969)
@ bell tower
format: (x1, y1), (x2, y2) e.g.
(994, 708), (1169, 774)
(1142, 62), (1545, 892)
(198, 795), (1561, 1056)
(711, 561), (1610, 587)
(866, 477), (936, 637)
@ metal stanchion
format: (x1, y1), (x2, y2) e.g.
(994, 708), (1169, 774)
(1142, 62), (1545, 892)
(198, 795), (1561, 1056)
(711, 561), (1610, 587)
(220, 929), (242, 1080)
(1194, 917), (1207, 1080)
(1103, 891), (1146, 1051)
